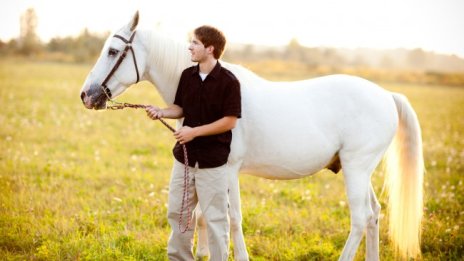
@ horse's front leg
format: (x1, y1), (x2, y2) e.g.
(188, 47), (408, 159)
(228, 164), (249, 261)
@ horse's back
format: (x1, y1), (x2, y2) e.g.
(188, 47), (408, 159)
(241, 74), (397, 134)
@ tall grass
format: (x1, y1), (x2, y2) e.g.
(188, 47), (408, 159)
(0, 60), (463, 260)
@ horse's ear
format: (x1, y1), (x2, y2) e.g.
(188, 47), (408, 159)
(129, 11), (139, 31)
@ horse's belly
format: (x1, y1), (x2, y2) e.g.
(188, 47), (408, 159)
(239, 163), (321, 180)
(238, 134), (338, 180)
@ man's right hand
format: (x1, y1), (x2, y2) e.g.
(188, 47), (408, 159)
(145, 105), (163, 120)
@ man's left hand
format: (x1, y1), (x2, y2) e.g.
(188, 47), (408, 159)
(174, 126), (197, 144)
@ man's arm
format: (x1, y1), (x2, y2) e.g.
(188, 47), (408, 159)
(174, 116), (238, 144)
(146, 104), (183, 120)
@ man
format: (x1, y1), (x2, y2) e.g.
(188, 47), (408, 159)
(145, 25), (241, 261)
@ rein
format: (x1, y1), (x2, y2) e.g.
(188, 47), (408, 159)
(107, 102), (175, 132)
(101, 31), (192, 233)
(107, 103), (192, 233)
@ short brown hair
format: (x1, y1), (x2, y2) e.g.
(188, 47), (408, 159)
(194, 25), (226, 59)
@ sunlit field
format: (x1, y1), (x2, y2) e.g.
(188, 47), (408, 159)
(1, 60), (463, 260)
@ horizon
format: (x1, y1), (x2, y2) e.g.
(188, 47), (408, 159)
(1, 0), (464, 58)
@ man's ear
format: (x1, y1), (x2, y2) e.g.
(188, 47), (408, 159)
(206, 45), (215, 55)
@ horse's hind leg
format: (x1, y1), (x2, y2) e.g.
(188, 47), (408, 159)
(338, 170), (370, 260)
(366, 184), (381, 261)
(339, 152), (384, 261)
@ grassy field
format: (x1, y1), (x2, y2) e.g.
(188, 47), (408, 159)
(0, 60), (463, 260)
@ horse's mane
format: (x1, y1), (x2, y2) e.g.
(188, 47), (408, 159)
(144, 30), (192, 86)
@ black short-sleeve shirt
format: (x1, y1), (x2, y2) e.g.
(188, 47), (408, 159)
(173, 61), (241, 168)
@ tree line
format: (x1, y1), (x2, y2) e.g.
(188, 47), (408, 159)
(223, 38), (464, 74)
(2, 8), (464, 78)
(1, 29), (108, 63)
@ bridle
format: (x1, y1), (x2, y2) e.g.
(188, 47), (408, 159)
(99, 30), (192, 233)
(100, 31), (140, 100)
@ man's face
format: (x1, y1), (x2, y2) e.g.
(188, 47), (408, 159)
(188, 35), (212, 62)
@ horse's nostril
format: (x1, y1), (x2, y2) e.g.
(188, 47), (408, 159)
(80, 91), (86, 102)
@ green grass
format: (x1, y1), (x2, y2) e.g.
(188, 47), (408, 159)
(0, 60), (463, 260)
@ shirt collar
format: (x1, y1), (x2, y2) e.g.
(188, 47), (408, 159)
(191, 61), (222, 79)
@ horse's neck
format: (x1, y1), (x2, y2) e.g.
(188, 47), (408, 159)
(141, 30), (193, 104)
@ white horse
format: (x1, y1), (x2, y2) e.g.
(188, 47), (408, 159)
(80, 12), (424, 261)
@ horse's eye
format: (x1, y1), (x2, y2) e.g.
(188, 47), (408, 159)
(108, 48), (119, 56)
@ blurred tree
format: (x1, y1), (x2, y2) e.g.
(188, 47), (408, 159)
(285, 38), (305, 62)
(0, 39), (20, 55)
(407, 48), (427, 70)
(19, 8), (42, 55)
(264, 48), (280, 60)
(242, 44), (255, 61)
(47, 36), (74, 53)
(7, 39), (19, 54)
(47, 29), (108, 62)
(301, 48), (323, 67)
(75, 28), (107, 62)
(0, 40), (5, 55)
(380, 54), (395, 69)
(351, 54), (368, 68)
(322, 48), (345, 69)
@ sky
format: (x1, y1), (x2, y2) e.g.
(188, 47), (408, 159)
(1, 0), (464, 57)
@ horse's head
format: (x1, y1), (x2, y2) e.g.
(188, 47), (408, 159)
(80, 11), (147, 110)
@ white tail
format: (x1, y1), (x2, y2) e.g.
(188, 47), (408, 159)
(384, 93), (424, 259)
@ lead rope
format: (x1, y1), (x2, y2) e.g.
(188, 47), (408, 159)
(106, 102), (192, 233)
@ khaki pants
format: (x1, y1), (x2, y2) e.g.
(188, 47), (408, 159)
(167, 160), (230, 261)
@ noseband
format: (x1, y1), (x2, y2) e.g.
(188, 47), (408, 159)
(101, 31), (140, 99)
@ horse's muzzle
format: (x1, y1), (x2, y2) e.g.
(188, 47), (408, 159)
(80, 88), (107, 110)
